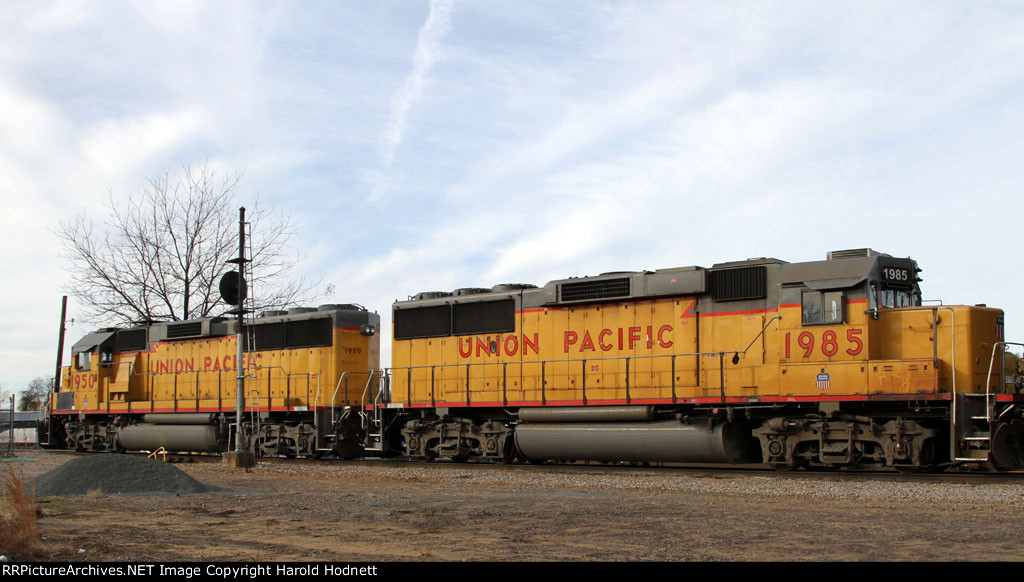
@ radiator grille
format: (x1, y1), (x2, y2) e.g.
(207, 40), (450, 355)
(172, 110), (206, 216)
(560, 277), (631, 302)
(708, 266), (767, 301)
(115, 328), (148, 352)
(394, 305), (452, 340)
(166, 321), (202, 339)
(245, 317), (333, 351)
(453, 299), (515, 336)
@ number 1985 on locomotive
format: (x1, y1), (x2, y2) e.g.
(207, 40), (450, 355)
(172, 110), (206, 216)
(784, 329), (863, 359)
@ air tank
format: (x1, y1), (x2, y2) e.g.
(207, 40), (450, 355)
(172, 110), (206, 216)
(519, 406), (653, 423)
(515, 420), (751, 464)
(117, 424), (225, 453)
(142, 413), (216, 425)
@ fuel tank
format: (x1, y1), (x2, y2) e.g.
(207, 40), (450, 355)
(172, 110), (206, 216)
(515, 420), (751, 463)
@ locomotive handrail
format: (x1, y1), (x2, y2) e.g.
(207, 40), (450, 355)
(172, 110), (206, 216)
(387, 315), (782, 406)
(329, 370), (377, 429)
(114, 363), (317, 415)
(986, 341), (1024, 420)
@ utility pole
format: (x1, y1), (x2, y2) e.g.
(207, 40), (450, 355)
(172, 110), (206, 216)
(43, 296), (68, 447)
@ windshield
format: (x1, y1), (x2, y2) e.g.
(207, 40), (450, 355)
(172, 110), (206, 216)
(871, 283), (920, 308)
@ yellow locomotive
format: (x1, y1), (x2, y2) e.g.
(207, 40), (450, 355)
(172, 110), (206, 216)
(46, 305), (381, 458)
(389, 248), (1020, 471)
(44, 248), (1024, 471)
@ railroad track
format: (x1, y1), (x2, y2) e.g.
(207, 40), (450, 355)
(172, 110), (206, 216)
(41, 447), (1024, 484)
(232, 452), (1024, 485)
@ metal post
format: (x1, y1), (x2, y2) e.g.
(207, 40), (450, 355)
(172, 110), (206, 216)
(671, 354), (677, 403)
(53, 296), (67, 398)
(582, 359), (587, 405)
(625, 357), (631, 404)
(719, 352), (726, 403)
(221, 206), (254, 468)
(541, 361), (546, 405)
(235, 207), (246, 455)
(7, 397), (14, 456)
(42, 296), (69, 447)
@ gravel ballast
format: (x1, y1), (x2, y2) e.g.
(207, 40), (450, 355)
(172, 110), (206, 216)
(32, 454), (218, 497)
(14, 452), (1024, 561)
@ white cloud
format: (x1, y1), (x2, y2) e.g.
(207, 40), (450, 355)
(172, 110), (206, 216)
(379, 0), (455, 169)
(0, 84), (70, 158)
(79, 108), (207, 177)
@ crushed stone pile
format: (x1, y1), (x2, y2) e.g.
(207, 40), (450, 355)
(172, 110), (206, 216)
(32, 454), (218, 497)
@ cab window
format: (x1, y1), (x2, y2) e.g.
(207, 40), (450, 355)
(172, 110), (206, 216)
(802, 290), (844, 325)
(879, 288), (920, 308)
(75, 351), (92, 371)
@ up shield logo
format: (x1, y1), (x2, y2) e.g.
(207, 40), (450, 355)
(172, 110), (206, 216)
(816, 373), (831, 391)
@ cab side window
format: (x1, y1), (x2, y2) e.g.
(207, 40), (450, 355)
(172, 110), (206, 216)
(75, 351), (92, 371)
(802, 290), (844, 325)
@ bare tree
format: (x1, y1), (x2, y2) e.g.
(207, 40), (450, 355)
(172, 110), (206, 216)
(18, 378), (50, 412)
(58, 164), (327, 325)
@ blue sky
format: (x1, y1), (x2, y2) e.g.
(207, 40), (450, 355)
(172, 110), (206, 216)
(2, 1), (1023, 398)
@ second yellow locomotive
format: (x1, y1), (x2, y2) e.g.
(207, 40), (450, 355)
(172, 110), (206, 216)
(48, 305), (380, 458)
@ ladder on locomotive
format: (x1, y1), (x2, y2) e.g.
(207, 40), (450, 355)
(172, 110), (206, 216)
(359, 370), (387, 454)
(952, 341), (1024, 465)
(953, 393), (994, 464)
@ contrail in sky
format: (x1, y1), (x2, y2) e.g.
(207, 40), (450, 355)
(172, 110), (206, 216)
(381, 0), (454, 167)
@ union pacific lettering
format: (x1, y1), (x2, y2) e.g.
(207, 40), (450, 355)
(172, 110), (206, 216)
(455, 326), (675, 359)
(458, 334), (540, 357)
(564, 325), (674, 353)
(148, 353), (263, 373)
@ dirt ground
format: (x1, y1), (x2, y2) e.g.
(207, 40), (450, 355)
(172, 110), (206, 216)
(9, 451), (1024, 562)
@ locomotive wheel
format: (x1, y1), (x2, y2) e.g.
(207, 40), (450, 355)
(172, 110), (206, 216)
(423, 439), (439, 461)
(893, 439), (936, 473)
(985, 460), (1008, 473)
(496, 438), (518, 465)
(770, 458), (804, 472)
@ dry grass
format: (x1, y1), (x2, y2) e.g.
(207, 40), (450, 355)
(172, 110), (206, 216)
(0, 464), (43, 559)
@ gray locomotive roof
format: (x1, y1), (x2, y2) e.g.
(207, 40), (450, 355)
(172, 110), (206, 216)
(779, 256), (876, 288)
(70, 305), (378, 349)
(71, 330), (115, 354)
(395, 248), (915, 309)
